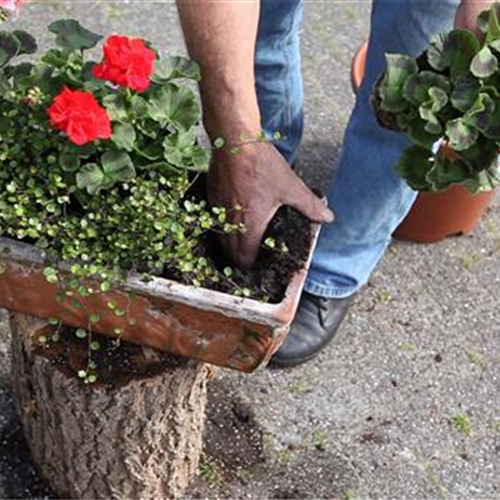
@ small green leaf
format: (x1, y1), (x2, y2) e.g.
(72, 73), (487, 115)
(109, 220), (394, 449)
(463, 93), (495, 132)
(213, 137), (225, 149)
(264, 237), (276, 249)
(75, 328), (88, 339)
(59, 152), (80, 172)
(43, 267), (58, 284)
(48, 19), (103, 51)
(90, 341), (100, 351)
(89, 313), (100, 324)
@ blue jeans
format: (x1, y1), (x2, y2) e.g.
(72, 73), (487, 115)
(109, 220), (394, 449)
(256, 0), (461, 298)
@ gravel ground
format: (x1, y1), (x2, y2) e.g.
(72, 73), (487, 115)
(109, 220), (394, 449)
(1, 1), (500, 499)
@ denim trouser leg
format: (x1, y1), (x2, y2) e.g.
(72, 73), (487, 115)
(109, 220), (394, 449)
(305, 0), (461, 298)
(256, 0), (461, 299)
(255, 0), (304, 165)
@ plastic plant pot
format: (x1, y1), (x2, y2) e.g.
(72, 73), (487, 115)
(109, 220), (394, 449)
(351, 41), (495, 243)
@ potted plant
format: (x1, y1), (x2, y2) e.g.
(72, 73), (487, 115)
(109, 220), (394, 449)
(352, 3), (500, 242)
(0, 17), (320, 375)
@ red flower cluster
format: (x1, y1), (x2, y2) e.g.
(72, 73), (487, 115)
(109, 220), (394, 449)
(47, 87), (112, 146)
(92, 35), (156, 92)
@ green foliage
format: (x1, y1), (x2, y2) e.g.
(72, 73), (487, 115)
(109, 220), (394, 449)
(451, 412), (473, 437)
(48, 19), (103, 51)
(373, 3), (500, 193)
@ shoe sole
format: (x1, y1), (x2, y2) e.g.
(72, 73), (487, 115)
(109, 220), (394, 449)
(268, 323), (349, 369)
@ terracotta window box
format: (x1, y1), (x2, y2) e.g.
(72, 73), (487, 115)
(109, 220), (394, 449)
(0, 225), (320, 373)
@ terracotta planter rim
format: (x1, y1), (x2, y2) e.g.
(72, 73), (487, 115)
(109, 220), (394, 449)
(0, 225), (320, 329)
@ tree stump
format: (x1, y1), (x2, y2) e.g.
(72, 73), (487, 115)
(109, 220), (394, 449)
(9, 313), (209, 499)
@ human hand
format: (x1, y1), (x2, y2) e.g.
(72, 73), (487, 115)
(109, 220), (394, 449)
(208, 141), (334, 270)
(454, 0), (493, 35)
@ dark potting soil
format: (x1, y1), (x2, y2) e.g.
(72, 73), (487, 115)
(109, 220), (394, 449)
(34, 325), (187, 390)
(163, 204), (313, 304)
(158, 172), (314, 304)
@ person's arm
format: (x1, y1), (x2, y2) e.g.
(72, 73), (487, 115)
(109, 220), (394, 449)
(176, 0), (334, 270)
(455, 0), (494, 32)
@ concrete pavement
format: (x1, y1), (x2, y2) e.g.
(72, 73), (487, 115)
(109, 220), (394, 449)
(1, 1), (499, 498)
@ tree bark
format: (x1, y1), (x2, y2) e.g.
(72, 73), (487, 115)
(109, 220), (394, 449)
(9, 313), (208, 499)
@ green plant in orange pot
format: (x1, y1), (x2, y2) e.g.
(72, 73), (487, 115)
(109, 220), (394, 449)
(363, 4), (500, 241)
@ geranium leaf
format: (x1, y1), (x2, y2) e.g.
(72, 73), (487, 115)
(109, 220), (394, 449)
(446, 118), (479, 151)
(459, 135), (499, 170)
(377, 54), (418, 113)
(12, 30), (37, 55)
(403, 71), (449, 105)
(101, 150), (135, 183)
(451, 75), (480, 112)
(425, 155), (470, 191)
(152, 56), (201, 82)
(395, 145), (434, 191)
(147, 84), (201, 129)
(48, 19), (103, 51)
(103, 93), (128, 122)
(463, 93), (495, 131)
(0, 31), (21, 67)
(477, 3), (500, 43)
(0, 69), (9, 94)
(406, 118), (441, 149)
(76, 163), (105, 194)
(463, 165), (500, 193)
(470, 45), (498, 78)
(112, 123), (136, 152)
(427, 29), (480, 77)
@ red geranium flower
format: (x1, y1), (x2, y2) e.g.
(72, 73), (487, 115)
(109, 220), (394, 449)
(47, 87), (112, 146)
(92, 35), (156, 92)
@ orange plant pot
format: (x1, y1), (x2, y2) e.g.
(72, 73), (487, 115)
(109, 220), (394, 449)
(351, 41), (496, 243)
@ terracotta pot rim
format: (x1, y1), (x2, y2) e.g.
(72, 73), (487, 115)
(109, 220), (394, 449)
(0, 226), (320, 328)
(351, 41), (368, 94)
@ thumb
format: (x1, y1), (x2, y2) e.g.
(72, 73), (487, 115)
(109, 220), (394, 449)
(283, 176), (334, 224)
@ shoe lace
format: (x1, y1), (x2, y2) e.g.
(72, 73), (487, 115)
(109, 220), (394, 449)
(308, 294), (330, 312)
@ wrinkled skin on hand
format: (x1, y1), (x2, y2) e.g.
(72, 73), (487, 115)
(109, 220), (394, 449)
(208, 141), (334, 270)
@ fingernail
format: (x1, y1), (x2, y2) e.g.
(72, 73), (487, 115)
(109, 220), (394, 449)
(324, 208), (335, 223)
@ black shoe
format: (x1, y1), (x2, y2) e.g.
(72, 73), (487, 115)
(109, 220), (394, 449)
(270, 291), (355, 368)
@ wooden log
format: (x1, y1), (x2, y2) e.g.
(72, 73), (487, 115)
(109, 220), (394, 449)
(9, 313), (209, 499)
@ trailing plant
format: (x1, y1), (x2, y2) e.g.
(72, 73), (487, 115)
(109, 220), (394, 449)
(372, 3), (500, 193)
